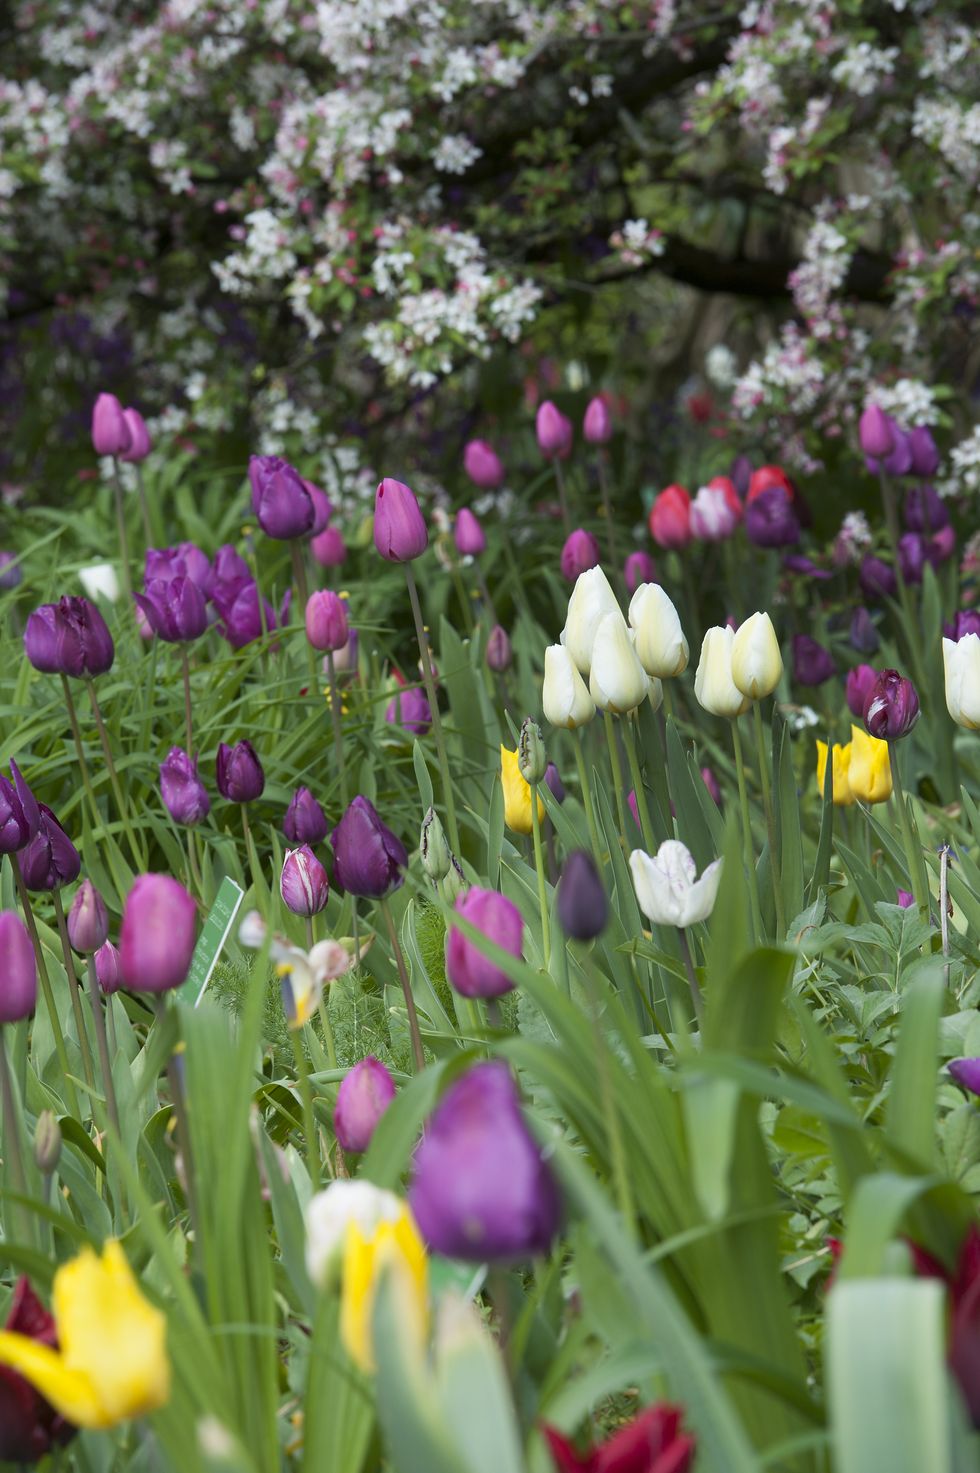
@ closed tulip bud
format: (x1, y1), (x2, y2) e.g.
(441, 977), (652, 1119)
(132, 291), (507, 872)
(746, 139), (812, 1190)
(690, 484), (739, 542)
(816, 740), (854, 806)
(334, 1057), (396, 1152)
(420, 806), (451, 881)
(589, 612), (649, 715)
(212, 579), (277, 649)
(119, 407), (151, 463)
(747, 464), (795, 502)
(302, 480), (333, 536)
(629, 583), (688, 679)
(20, 806), (80, 891)
(648, 485), (692, 550)
(283, 787), (328, 845)
(281, 846), (330, 916)
(930, 524), (955, 566)
(858, 403), (894, 459)
(864, 668), (919, 740)
(374, 477), (428, 562)
(943, 634), (980, 730)
(518, 717), (547, 784)
(544, 762), (565, 803)
(793, 634), (836, 687)
(94, 940), (124, 994)
(744, 486), (800, 548)
(79, 562), (120, 604)
(145, 543), (213, 593)
(385, 685), (432, 734)
(0, 911), (37, 1022)
(731, 611), (782, 699)
(850, 606), (880, 654)
(847, 725), (892, 802)
(305, 590), (349, 652)
(908, 426), (940, 479)
(446, 887), (522, 998)
(34, 1110), (62, 1175)
(880, 427), (912, 477)
(212, 544), (250, 585)
(410, 1060), (561, 1261)
(542, 644), (595, 729)
(536, 401), (573, 459)
(159, 747), (210, 827)
(583, 396), (613, 444)
(67, 879), (108, 954)
(0, 763), (38, 855)
(560, 528), (601, 582)
(949, 1058), (980, 1097)
(859, 554), (897, 601)
(248, 455), (316, 539)
(897, 889), (915, 909)
(331, 795), (407, 898)
(898, 532), (926, 585)
(311, 524), (347, 567)
(624, 549), (657, 595)
(0, 551), (22, 590)
(694, 626), (751, 718)
(544, 1406), (695, 1473)
(438, 853), (467, 904)
(904, 483), (948, 533)
(120, 873), (196, 993)
(562, 565), (620, 675)
(463, 439), (505, 489)
(135, 575), (208, 642)
(486, 624), (512, 672)
(629, 841), (723, 928)
(454, 508), (486, 558)
(845, 665), (877, 720)
(91, 392), (131, 456)
(500, 745), (545, 834)
(24, 596), (115, 678)
(557, 850), (607, 939)
(216, 740), (265, 803)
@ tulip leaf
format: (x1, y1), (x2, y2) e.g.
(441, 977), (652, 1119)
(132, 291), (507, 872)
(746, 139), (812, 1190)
(302, 1296), (375, 1473)
(436, 1299), (526, 1473)
(885, 962), (945, 1168)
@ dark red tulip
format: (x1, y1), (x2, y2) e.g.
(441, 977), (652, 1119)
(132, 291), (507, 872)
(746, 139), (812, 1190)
(543, 1404), (695, 1473)
(0, 1278), (75, 1462)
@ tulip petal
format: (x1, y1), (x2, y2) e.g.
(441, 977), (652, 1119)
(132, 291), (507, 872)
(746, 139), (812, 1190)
(0, 1332), (103, 1429)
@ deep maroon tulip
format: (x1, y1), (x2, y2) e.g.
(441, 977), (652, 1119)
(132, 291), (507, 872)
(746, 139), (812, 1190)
(409, 1060), (561, 1261)
(850, 606), (880, 654)
(0, 551), (22, 590)
(904, 484), (949, 533)
(385, 686), (432, 735)
(119, 407), (151, 463)
(0, 911), (37, 1023)
(557, 851), (607, 940)
(624, 550), (657, 595)
(543, 1405), (695, 1473)
(845, 664), (878, 720)
(19, 806), (80, 891)
(908, 426), (940, 479)
(701, 766), (722, 805)
(536, 401), (573, 459)
(446, 886), (522, 998)
(730, 454), (753, 498)
(454, 508), (486, 558)
(135, 576), (208, 642)
(486, 624), (512, 672)
(864, 668), (919, 740)
(374, 478), (428, 562)
(311, 525), (346, 567)
(897, 889), (915, 909)
(330, 795), (407, 898)
(212, 578), (278, 649)
(950, 1059), (980, 1096)
(544, 762), (565, 803)
(283, 787), (328, 845)
(91, 392), (130, 456)
(859, 404), (894, 459)
(560, 529), (601, 582)
(792, 634), (835, 687)
(216, 740), (265, 803)
(301, 480), (332, 536)
(119, 874), (196, 993)
(744, 486), (800, 548)
(67, 879), (109, 954)
(94, 940), (123, 995)
(859, 555), (897, 601)
(0, 1278), (75, 1461)
(334, 1056), (396, 1152)
(583, 396), (612, 444)
(463, 440), (505, 489)
(280, 846), (329, 916)
(160, 747), (210, 827)
(944, 610), (980, 642)
(898, 532), (927, 585)
(305, 590), (349, 652)
(248, 455), (316, 540)
(23, 596), (114, 678)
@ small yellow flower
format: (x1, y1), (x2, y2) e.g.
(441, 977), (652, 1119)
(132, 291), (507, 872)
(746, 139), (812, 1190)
(340, 1204), (428, 1372)
(0, 1241), (170, 1429)
(815, 739), (854, 806)
(848, 724), (892, 804)
(500, 745), (544, 835)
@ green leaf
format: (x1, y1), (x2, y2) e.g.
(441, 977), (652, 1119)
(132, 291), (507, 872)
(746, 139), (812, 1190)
(886, 963), (945, 1168)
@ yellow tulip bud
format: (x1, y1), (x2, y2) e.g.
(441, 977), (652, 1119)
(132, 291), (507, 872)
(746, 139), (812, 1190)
(815, 739), (854, 806)
(500, 745), (545, 834)
(340, 1204), (429, 1372)
(847, 724), (892, 804)
(731, 611), (782, 700)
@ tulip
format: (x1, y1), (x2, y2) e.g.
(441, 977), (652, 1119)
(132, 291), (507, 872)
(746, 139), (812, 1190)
(744, 486), (799, 548)
(898, 532), (927, 585)
(212, 544), (250, 585)
(385, 685), (432, 735)
(302, 480), (333, 536)
(0, 764), (37, 854)
(624, 550), (657, 595)
(589, 612), (650, 715)
(556, 851), (607, 940)
(897, 889), (915, 909)
(305, 1180), (404, 1288)
(446, 886), (523, 999)
(908, 426), (940, 478)
(583, 396), (613, 444)
(90, 393), (130, 457)
(305, 590), (349, 652)
(543, 1404), (696, 1473)
(746, 464), (794, 502)
(701, 766), (722, 805)
(332, 627), (358, 674)
(783, 553), (831, 581)
(134, 576), (208, 643)
(311, 525), (347, 567)
(0, 551), (22, 590)
(0, 911), (37, 1023)
(463, 439), (505, 489)
(730, 454), (752, 498)
(23, 597), (114, 678)
(944, 634), (980, 730)
(279, 846), (329, 917)
(629, 842), (722, 928)
(66, 880), (108, 954)
(931, 524), (956, 566)
(94, 940), (123, 995)
(536, 401), (573, 459)
(694, 626), (751, 718)
(212, 578), (279, 650)
(145, 544), (214, 594)
(454, 508), (486, 558)
(216, 740), (265, 803)
(486, 624), (512, 672)
(648, 484), (691, 550)
(283, 787), (329, 846)
(560, 529), (601, 583)
(78, 563), (120, 603)
(340, 1201), (428, 1372)
(330, 795), (407, 898)
(119, 874), (196, 994)
(562, 566), (621, 674)
(420, 808), (452, 882)
(628, 583), (688, 679)
(847, 725), (892, 802)
(248, 455), (316, 539)
(500, 746), (545, 834)
(374, 477), (428, 562)
(879, 426), (913, 477)
(118, 408), (150, 463)
(850, 606), (879, 654)
(0, 1240), (169, 1429)
(19, 806), (80, 891)
(334, 1057), (396, 1152)
(859, 554), (897, 601)
(904, 483), (948, 533)
(731, 611), (782, 699)
(792, 634), (835, 687)
(409, 1060), (561, 1260)
(0, 1279), (75, 1462)
(858, 403), (894, 459)
(542, 645), (595, 729)
(864, 668), (919, 740)
(518, 716), (547, 784)
(815, 739), (854, 806)
(544, 762), (565, 803)
(159, 747), (210, 827)
(844, 664), (878, 720)
(949, 1059), (980, 1096)
(689, 484), (738, 542)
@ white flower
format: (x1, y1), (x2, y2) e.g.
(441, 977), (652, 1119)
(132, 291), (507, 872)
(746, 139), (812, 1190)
(561, 566), (621, 675)
(588, 613), (649, 715)
(239, 912), (352, 1027)
(943, 634), (980, 730)
(629, 842), (723, 929)
(694, 626), (752, 718)
(304, 1180), (403, 1289)
(542, 644), (595, 729)
(78, 562), (120, 603)
(731, 611), (782, 699)
(628, 584), (689, 679)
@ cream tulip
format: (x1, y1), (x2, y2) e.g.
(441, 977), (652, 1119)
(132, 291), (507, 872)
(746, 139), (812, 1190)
(731, 611), (782, 699)
(943, 634), (980, 730)
(561, 566), (621, 674)
(588, 612), (649, 715)
(694, 626), (751, 718)
(628, 583), (689, 679)
(542, 644), (596, 729)
(629, 842), (722, 928)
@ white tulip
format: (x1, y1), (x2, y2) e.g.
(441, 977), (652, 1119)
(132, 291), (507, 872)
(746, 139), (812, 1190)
(588, 612), (649, 715)
(561, 566), (621, 674)
(543, 644), (595, 728)
(628, 583), (689, 679)
(304, 1180), (404, 1288)
(629, 842), (722, 928)
(79, 562), (120, 603)
(943, 634), (980, 730)
(731, 611), (782, 699)
(694, 626), (751, 718)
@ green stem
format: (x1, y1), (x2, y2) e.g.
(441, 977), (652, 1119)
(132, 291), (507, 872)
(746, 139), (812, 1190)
(602, 710), (629, 852)
(621, 715), (656, 854)
(241, 806), (264, 899)
(381, 898), (425, 1073)
(0, 1029), (32, 1247)
(596, 453), (620, 575)
(180, 647), (193, 757)
(529, 793), (551, 971)
(752, 701), (785, 939)
(572, 729), (602, 860)
(292, 542), (321, 695)
(289, 1026), (320, 1187)
(582, 958), (635, 1235)
(85, 679), (143, 868)
(11, 857), (79, 1118)
(677, 927), (704, 1023)
(553, 458), (572, 538)
(450, 563), (476, 635)
(111, 458), (134, 614)
(60, 676), (101, 831)
(156, 998), (202, 1247)
(85, 955), (120, 1137)
(731, 718), (763, 941)
(326, 650), (348, 806)
(404, 564), (460, 854)
(186, 828), (204, 900)
(52, 892), (96, 1096)
(889, 741), (927, 916)
(136, 464), (153, 549)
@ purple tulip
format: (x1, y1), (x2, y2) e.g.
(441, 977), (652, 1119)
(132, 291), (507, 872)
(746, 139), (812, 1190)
(385, 686), (432, 735)
(744, 486), (800, 548)
(216, 740), (265, 803)
(135, 576), (208, 642)
(930, 525), (956, 566)
(330, 796), (407, 898)
(119, 407), (151, 463)
(374, 478), (428, 562)
(850, 606), (880, 654)
(544, 762), (565, 803)
(445, 886), (522, 999)
(23, 596), (114, 678)
(783, 553), (832, 580)
(280, 846), (330, 916)
(898, 532), (927, 585)
(0, 551), (22, 590)
(463, 440), (505, 490)
(119, 874), (196, 993)
(0, 911), (37, 1023)
(145, 544), (214, 596)
(311, 526), (346, 567)
(792, 634), (835, 687)
(560, 529), (601, 582)
(213, 544), (251, 586)
(333, 1056), (396, 1152)
(91, 392), (131, 457)
(897, 889), (915, 909)
(302, 480), (333, 536)
(160, 747), (210, 827)
(19, 806), (80, 891)
(845, 664), (878, 720)
(944, 610), (980, 642)
(248, 455), (316, 540)
(67, 879), (109, 954)
(881, 428), (913, 477)
(0, 764), (38, 854)
(859, 555), (897, 601)
(690, 485), (738, 542)
(949, 1059), (980, 1096)
(583, 396), (612, 445)
(454, 508), (486, 558)
(409, 1060), (561, 1261)
(730, 454), (753, 498)
(305, 590), (349, 652)
(283, 787), (329, 845)
(536, 401), (573, 459)
(212, 578), (278, 650)
(904, 484), (949, 533)
(908, 426), (940, 479)
(858, 404), (894, 460)
(701, 766), (722, 805)
(486, 624), (512, 672)
(624, 550), (657, 595)
(557, 851), (607, 940)
(864, 668), (919, 740)
(94, 940), (124, 995)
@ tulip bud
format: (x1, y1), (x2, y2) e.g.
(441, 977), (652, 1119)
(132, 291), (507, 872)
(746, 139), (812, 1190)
(747, 464), (795, 502)
(305, 1179), (404, 1289)
(858, 404), (895, 459)
(19, 805), (81, 892)
(624, 550), (656, 595)
(420, 807), (452, 882)
(943, 634), (980, 730)
(119, 874), (197, 993)
(216, 740), (265, 803)
(845, 665), (878, 720)
(701, 766), (722, 805)
(536, 401), (573, 459)
(518, 717), (547, 785)
(463, 439), (505, 489)
(67, 879), (109, 954)
(589, 613), (649, 715)
(334, 1056), (396, 1152)
(690, 484), (739, 542)
(311, 525), (347, 567)
(160, 747), (210, 827)
(385, 685), (432, 735)
(744, 486), (799, 548)
(907, 426), (940, 479)
(305, 590), (349, 652)
(486, 624), (512, 673)
(583, 396), (612, 445)
(560, 529), (601, 583)
(904, 483), (948, 533)
(0, 765), (36, 855)
(628, 583), (688, 679)
(95, 939), (124, 994)
(556, 850), (607, 940)
(78, 562), (120, 604)
(880, 427), (912, 477)
(0, 550), (22, 590)
(694, 626), (751, 719)
(648, 485), (691, 550)
(283, 787), (329, 846)
(332, 627), (359, 674)
(281, 846), (330, 917)
(730, 454), (752, 498)
(248, 455), (316, 539)
(454, 508), (486, 558)
(0, 911), (37, 1022)
(91, 392), (131, 456)
(34, 1109), (62, 1175)
(847, 725), (892, 803)
(898, 532), (926, 585)
(859, 554), (897, 601)
(134, 576), (209, 643)
(331, 795), (407, 898)
(302, 480), (333, 536)
(897, 889), (915, 910)
(849, 606), (879, 654)
(446, 887), (522, 998)
(23, 596), (115, 678)
(629, 841), (723, 928)
(544, 762), (565, 803)
(120, 407), (152, 463)
(438, 853), (467, 904)
(374, 478), (428, 562)
(542, 644), (594, 729)
(562, 566), (620, 675)
(731, 611), (782, 699)
(863, 668), (919, 740)
(792, 634), (836, 687)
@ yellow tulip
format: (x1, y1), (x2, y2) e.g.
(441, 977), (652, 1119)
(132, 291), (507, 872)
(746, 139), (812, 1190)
(815, 739), (854, 806)
(0, 1241), (169, 1429)
(340, 1204), (429, 1372)
(847, 724), (892, 803)
(500, 745), (544, 835)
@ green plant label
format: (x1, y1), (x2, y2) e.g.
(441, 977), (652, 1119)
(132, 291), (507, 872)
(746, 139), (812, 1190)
(181, 877), (245, 1005)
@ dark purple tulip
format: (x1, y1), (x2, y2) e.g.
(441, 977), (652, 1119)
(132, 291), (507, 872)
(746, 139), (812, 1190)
(859, 555), (897, 601)
(94, 940), (123, 995)
(792, 634), (835, 687)
(908, 426), (940, 479)
(730, 454), (753, 499)
(850, 606), (880, 654)
(783, 553), (832, 581)
(212, 578), (278, 650)
(536, 401), (573, 459)
(145, 543), (214, 597)
(486, 624), (512, 672)
(544, 762), (565, 803)
(930, 525), (955, 566)
(385, 686), (432, 735)
(119, 407), (151, 463)
(583, 396), (613, 445)
(845, 664), (878, 720)
(23, 596), (114, 678)
(67, 879), (108, 954)
(119, 874), (196, 994)
(135, 576), (208, 642)
(374, 478), (428, 562)
(91, 392), (130, 457)
(160, 747), (210, 826)
(464, 440), (505, 490)
(560, 529), (601, 582)
(701, 766), (722, 805)
(283, 787), (328, 845)
(864, 668), (919, 740)
(334, 1056), (396, 1152)
(904, 484), (949, 533)
(248, 455), (315, 540)
(557, 851), (607, 940)
(897, 889), (915, 909)
(0, 765), (36, 854)
(305, 590), (349, 652)
(744, 486), (800, 548)
(330, 795), (407, 898)
(409, 1060), (561, 1261)
(19, 806), (80, 891)
(624, 550), (657, 595)
(216, 740), (265, 803)
(280, 846), (329, 917)
(944, 610), (980, 642)
(0, 911), (37, 1023)
(445, 886), (522, 998)
(0, 551), (22, 590)
(311, 525), (347, 567)
(454, 508), (486, 558)
(882, 427), (913, 477)
(898, 532), (927, 586)
(301, 480), (333, 536)
(859, 404), (894, 459)
(212, 544), (251, 587)
(949, 1059), (980, 1097)
(0, 1277), (75, 1461)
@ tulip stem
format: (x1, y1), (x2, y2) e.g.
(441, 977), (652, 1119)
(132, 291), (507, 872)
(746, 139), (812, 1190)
(888, 742), (927, 916)
(553, 458), (571, 538)
(752, 702), (785, 939)
(289, 1026), (321, 1188)
(676, 928), (704, 1023)
(602, 711), (629, 852)
(180, 648), (194, 757)
(731, 719), (763, 941)
(186, 829), (204, 901)
(404, 564), (460, 856)
(135, 464), (153, 548)
(111, 458), (134, 615)
(621, 716), (656, 854)
(52, 892), (97, 1096)
(85, 955), (120, 1138)
(60, 675), (102, 832)
(0, 1029), (32, 1248)
(326, 650), (349, 807)
(596, 453), (620, 575)
(475, 566), (498, 623)
(155, 998), (202, 1245)
(572, 732), (603, 861)
(529, 794), (551, 972)
(451, 561), (476, 636)
(10, 856), (79, 1117)
(291, 542), (322, 697)
(380, 897), (425, 1074)
(85, 679), (143, 869)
